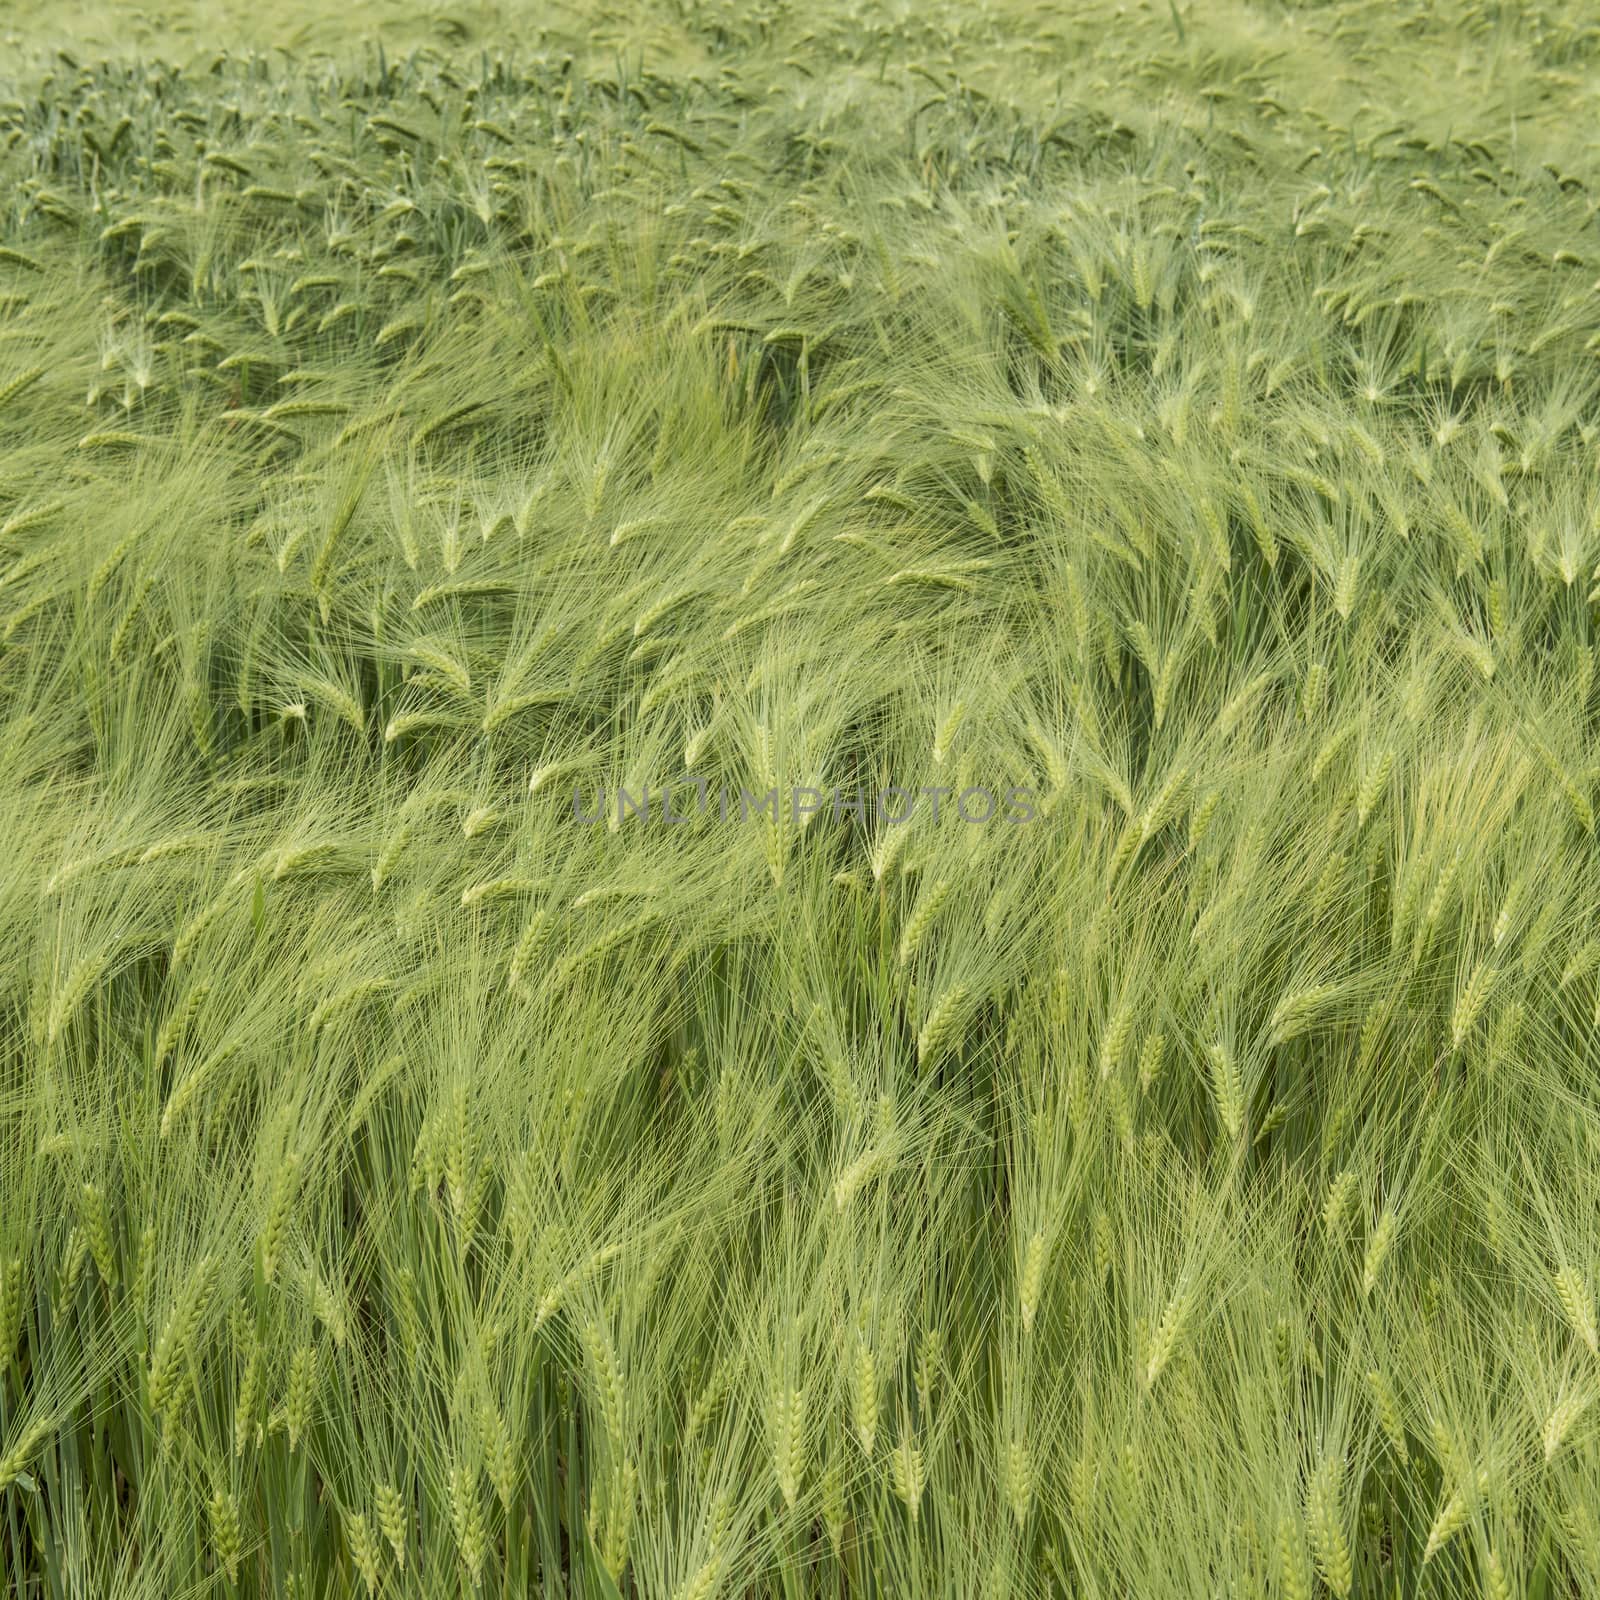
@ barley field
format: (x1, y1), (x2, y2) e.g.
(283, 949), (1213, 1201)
(2, 0), (1599, 1594)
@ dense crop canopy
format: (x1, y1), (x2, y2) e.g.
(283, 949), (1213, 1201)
(2, 0), (1600, 1595)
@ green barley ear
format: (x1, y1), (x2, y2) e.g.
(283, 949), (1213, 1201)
(1311, 718), (1358, 784)
(1332, 554), (1361, 621)
(1277, 1510), (1314, 1600)
(1186, 788), (1221, 850)
(1205, 1041), (1244, 1139)
(56, 1228), (88, 1314)
(1554, 1266), (1599, 1356)
(916, 982), (970, 1066)
(1268, 983), (1342, 1046)
(1423, 1469), (1489, 1563)
(1362, 1207), (1398, 1296)
(284, 1343), (318, 1452)
(1483, 1549), (1513, 1600)
(1560, 938), (1600, 990)
(43, 951), (111, 1048)
(683, 1354), (734, 1458)
(1138, 761), (1191, 838)
(1366, 1370), (1409, 1463)
(821, 1456), (846, 1553)
(1450, 961), (1497, 1050)
(1137, 1031), (1166, 1092)
(898, 877), (950, 967)
(890, 1420), (925, 1522)
(914, 1324), (942, 1413)
(132, 1226), (155, 1318)
(1093, 1211), (1114, 1281)
(154, 982), (210, 1064)
(208, 1490), (242, 1584)
(158, 1041), (240, 1135)
(1306, 1457), (1353, 1598)
(173, 881), (242, 967)
(1493, 876), (1525, 945)
(508, 915), (553, 985)
(447, 1462), (487, 1586)
(1299, 662), (1326, 720)
(259, 1153), (301, 1284)
(869, 812), (916, 884)
(932, 701), (966, 765)
(600, 1457), (635, 1582)
(1142, 1281), (1191, 1390)
(303, 1263), (349, 1349)
(1543, 1385), (1584, 1461)
(1065, 1050), (1090, 1133)
(371, 824), (410, 893)
(375, 1482), (408, 1572)
(1310, 851), (1346, 917)
(480, 1401), (517, 1510)
(1067, 1449), (1097, 1529)
(673, 1555), (722, 1600)
(1356, 748), (1393, 827)
(1109, 1072), (1137, 1150)
(234, 1321), (263, 1456)
(0, 366), (46, 411)
(1273, 1316), (1295, 1373)
(346, 1509), (382, 1593)
(1419, 847), (1464, 944)
(1018, 1230), (1046, 1334)
(0, 1257), (22, 1359)
(850, 1329), (878, 1455)
(148, 1254), (219, 1419)
(770, 1382), (806, 1508)
(1322, 1170), (1358, 1238)
(1426, 1414), (1465, 1482)
(1005, 1434), (1033, 1524)
(1098, 1000), (1133, 1080)
(0, 1414), (54, 1491)
(583, 1317), (626, 1449)
(77, 1184), (116, 1287)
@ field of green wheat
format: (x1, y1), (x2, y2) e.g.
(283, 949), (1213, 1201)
(3, 0), (1600, 1594)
